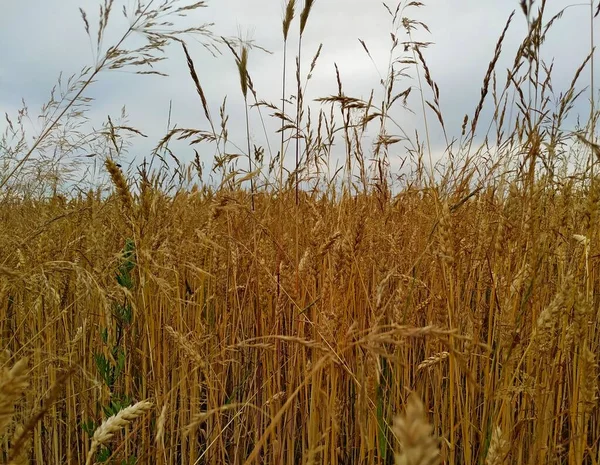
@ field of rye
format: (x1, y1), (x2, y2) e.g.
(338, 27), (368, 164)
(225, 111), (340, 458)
(2, 0), (600, 464)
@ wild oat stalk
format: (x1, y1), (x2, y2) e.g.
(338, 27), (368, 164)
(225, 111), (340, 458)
(0, 0), (215, 196)
(236, 45), (255, 210)
(295, 0), (316, 204)
(280, 0), (296, 192)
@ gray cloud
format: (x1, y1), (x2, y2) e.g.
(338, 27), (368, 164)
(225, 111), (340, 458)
(1, 0), (598, 185)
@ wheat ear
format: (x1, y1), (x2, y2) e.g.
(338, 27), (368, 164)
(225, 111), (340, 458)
(85, 400), (153, 465)
(393, 393), (440, 465)
(0, 358), (29, 436)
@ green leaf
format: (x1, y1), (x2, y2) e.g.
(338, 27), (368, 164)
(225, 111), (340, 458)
(97, 446), (111, 462)
(81, 419), (96, 437)
(94, 353), (113, 387)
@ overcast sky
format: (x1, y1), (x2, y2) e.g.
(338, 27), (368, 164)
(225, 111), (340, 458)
(1, 0), (598, 186)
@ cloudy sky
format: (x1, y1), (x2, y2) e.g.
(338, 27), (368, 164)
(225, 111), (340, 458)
(1, 0), (598, 187)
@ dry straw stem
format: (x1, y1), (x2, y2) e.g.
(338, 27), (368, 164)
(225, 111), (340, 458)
(436, 202), (454, 264)
(155, 403), (168, 449)
(185, 403), (267, 435)
(243, 354), (332, 464)
(0, 358), (29, 436)
(9, 365), (77, 462)
(393, 393), (440, 465)
(85, 400), (153, 465)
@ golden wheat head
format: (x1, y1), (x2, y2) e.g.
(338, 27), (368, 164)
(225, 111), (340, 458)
(393, 393), (440, 465)
(85, 400), (153, 465)
(0, 358), (29, 437)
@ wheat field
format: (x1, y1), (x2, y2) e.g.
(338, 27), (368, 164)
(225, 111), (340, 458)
(2, 1), (600, 464)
